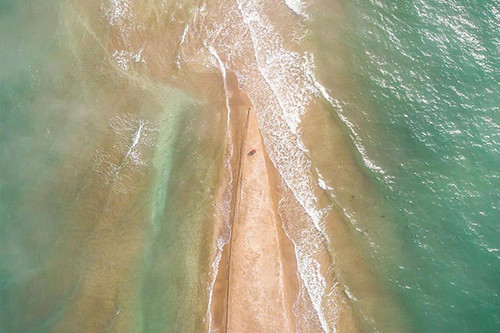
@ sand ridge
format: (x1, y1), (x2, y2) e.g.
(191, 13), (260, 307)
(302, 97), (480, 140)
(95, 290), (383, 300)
(224, 105), (297, 332)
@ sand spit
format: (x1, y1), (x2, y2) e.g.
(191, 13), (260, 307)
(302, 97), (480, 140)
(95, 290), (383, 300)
(205, 72), (358, 332)
(225, 106), (297, 332)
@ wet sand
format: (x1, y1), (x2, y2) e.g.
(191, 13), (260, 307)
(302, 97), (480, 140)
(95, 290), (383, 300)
(206, 71), (358, 332)
(206, 71), (298, 331)
(2, 1), (408, 332)
(225, 106), (297, 332)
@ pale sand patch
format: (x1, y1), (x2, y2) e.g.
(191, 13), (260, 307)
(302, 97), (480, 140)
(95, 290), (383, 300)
(225, 105), (297, 332)
(207, 71), (299, 332)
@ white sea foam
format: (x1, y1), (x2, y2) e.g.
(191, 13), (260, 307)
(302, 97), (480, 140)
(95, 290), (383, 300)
(316, 169), (334, 191)
(230, 3), (338, 331)
(209, 47), (231, 127)
(284, 0), (310, 19)
(112, 48), (145, 71)
(205, 46), (236, 332)
(180, 24), (190, 45)
(102, 0), (133, 32)
(123, 120), (143, 161)
(234, 0), (326, 231)
(176, 24), (190, 68)
(101, 0), (146, 35)
(93, 114), (157, 193)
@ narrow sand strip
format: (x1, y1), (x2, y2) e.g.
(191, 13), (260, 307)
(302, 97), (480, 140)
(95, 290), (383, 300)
(206, 71), (299, 332)
(225, 106), (297, 332)
(207, 71), (362, 333)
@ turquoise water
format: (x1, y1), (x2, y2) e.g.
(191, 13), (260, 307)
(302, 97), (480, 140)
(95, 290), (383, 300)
(1, 1), (225, 331)
(314, 0), (499, 331)
(1, 0), (499, 331)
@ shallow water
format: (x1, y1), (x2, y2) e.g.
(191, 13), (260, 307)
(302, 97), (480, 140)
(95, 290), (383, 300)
(1, 1), (226, 331)
(1, 0), (499, 332)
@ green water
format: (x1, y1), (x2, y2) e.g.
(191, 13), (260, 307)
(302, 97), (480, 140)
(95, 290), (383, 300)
(1, 0), (499, 332)
(313, 0), (499, 331)
(1, 1), (226, 331)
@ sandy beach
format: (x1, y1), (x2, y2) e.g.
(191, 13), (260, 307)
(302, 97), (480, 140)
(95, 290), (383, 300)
(7, 0), (491, 331)
(225, 105), (297, 332)
(205, 71), (359, 332)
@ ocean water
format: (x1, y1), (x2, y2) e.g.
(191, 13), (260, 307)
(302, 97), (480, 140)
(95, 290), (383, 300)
(1, 0), (227, 331)
(1, 0), (499, 332)
(311, 0), (500, 331)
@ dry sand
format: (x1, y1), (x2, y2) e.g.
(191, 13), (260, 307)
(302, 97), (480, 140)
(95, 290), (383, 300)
(225, 106), (297, 332)
(207, 71), (298, 332)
